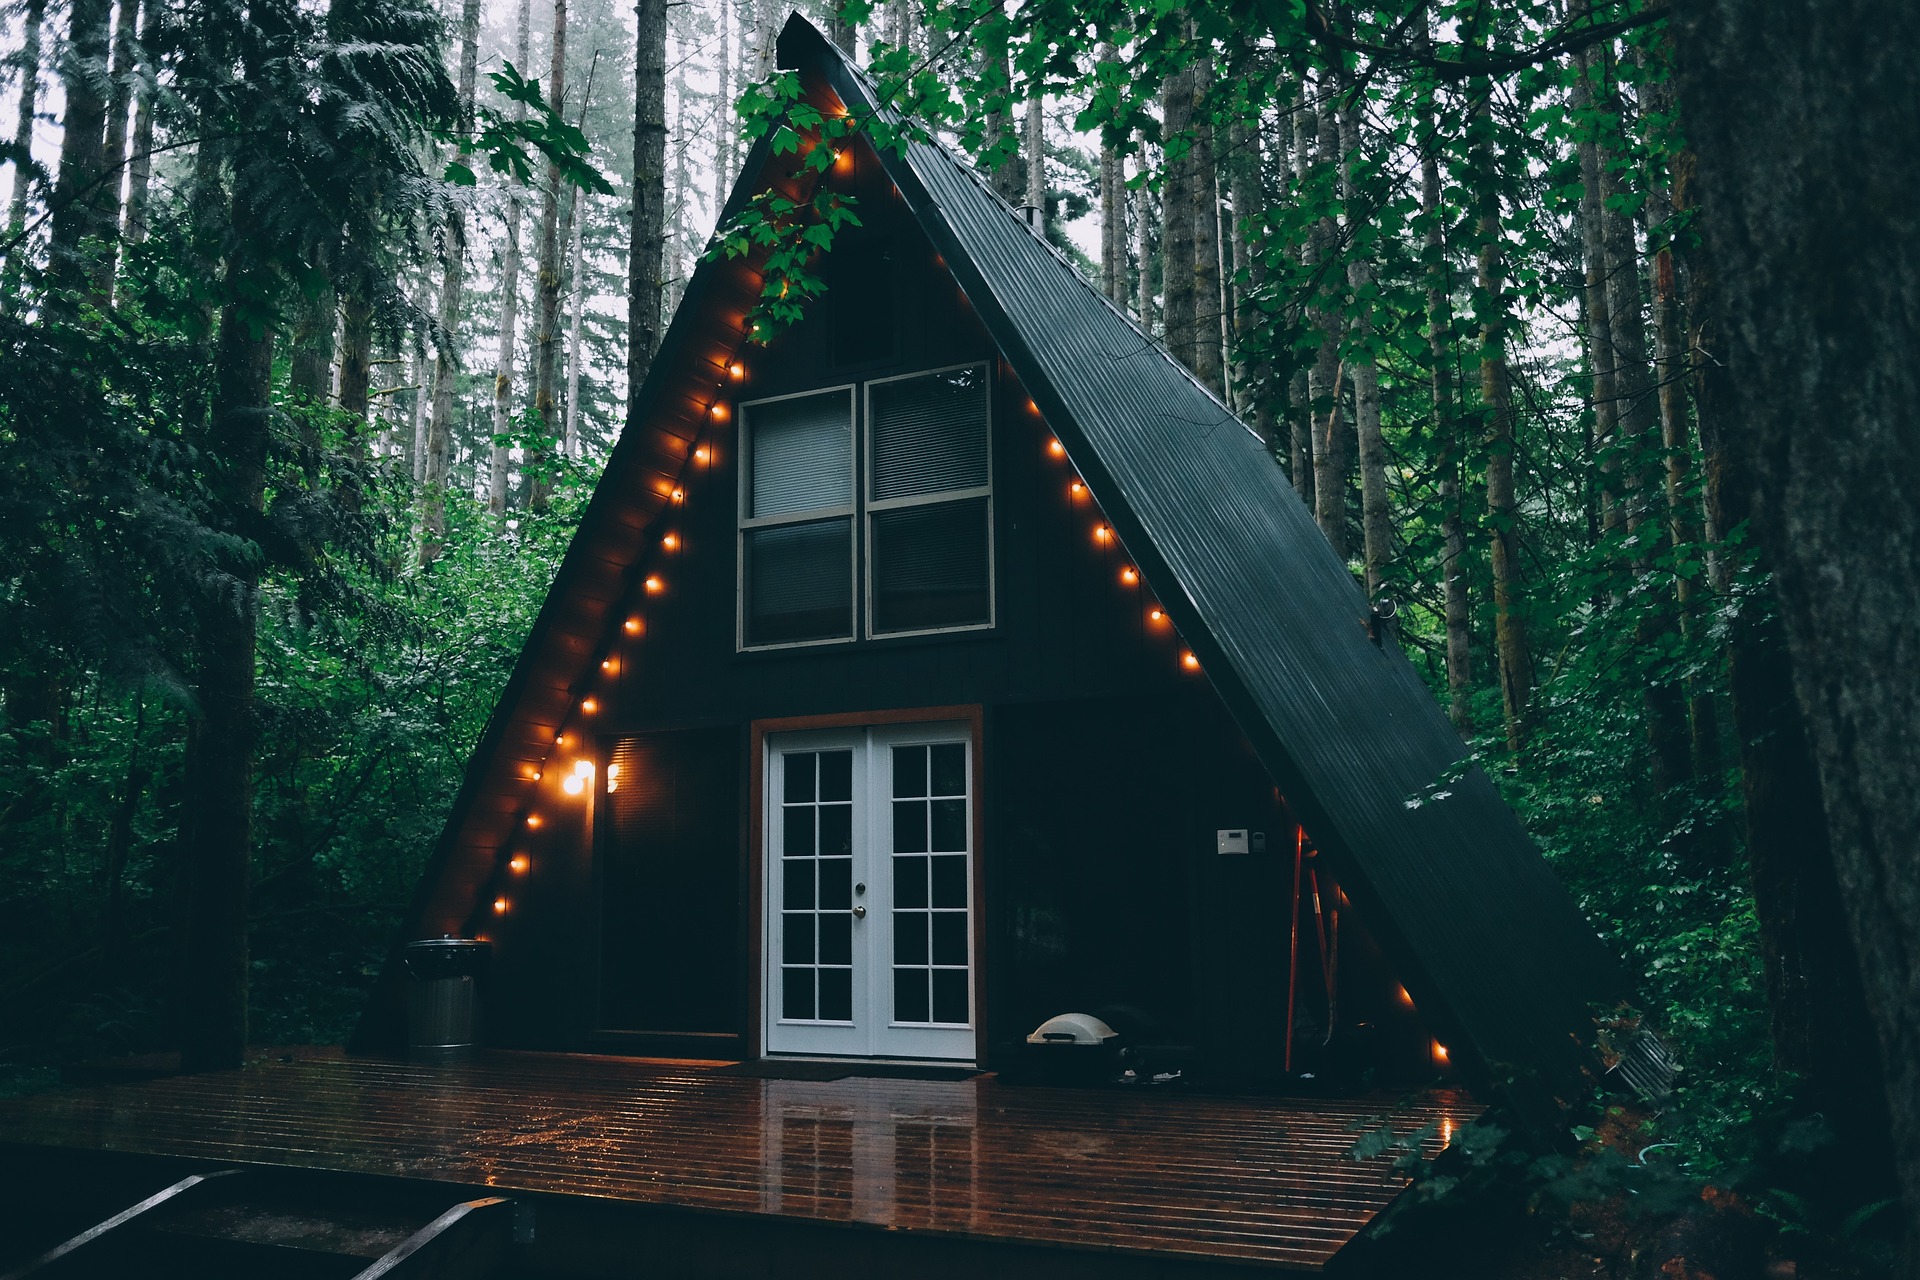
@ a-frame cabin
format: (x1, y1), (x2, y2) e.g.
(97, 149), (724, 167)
(355, 13), (1621, 1116)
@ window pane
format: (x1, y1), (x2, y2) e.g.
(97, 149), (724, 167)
(749, 390), (852, 517)
(819, 858), (852, 910)
(931, 912), (967, 966)
(818, 803), (853, 857)
(930, 854), (967, 908)
(930, 798), (967, 852)
(783, 967), (815, 1021)
(782, 806), (814, 858)
(783, 752), (816, 803)
(893, 855), (927, 908)
(744, 519), (852, 645)
(819, 913), (852, 966)
(783, 913), (815, 965)
(931, 969), (968, 1025)
(930, 744), (966, 797)
(819, 968), (853, 1022)
(782, 859), (814, 910)
(893, 745), (927, 798)
(895, 969), (930, 1023)
(894, 912), (929, 965)
(871, 499), (990, 634)
(870, 366), (988, 501)
(818, 749), (853, 802)
(893, 800), (928, 853)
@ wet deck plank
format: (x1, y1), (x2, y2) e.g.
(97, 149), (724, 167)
(0, 1054), (1475, 1271)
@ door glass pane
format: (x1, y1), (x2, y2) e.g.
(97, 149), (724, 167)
(870, 499), (990, 634)
(931, 969), (968, 1025)
(819, 967), (853, 1022)
(895, 970), (930, 1023)
(892, 745), (927, 797)
(749, 390), (853, 517)
(745, 519), (852, 645)
(783, 913), (814, 964)
(895, 913), (929, 965)
(819, 856), (852, 910)
(869, 365), (988, 502)
(931, 912), (967, 966)
(930, 854), (967, 908)
(892, 800), (927, 853)
(783, 967), (814, 1021)
(930, 798), (966, 852)
(929, 744), (966, 797)
(893, 855), (927, 908)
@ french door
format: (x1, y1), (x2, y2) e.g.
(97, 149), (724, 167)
(764, 722), (976, 1061)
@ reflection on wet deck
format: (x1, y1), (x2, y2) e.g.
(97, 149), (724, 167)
(0, 1053), (1473, 1271)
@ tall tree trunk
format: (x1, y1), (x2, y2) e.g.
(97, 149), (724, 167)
(1023, 89), (1045, 227)
(1339, 85), (1388, 596)
(1573, 46), (1622, 541)
(103, 696), (148, 964)
(94, 0), (139, 300)
(1671, 0), (1917, 1231)
(410, 340), (430, 482)
(1470, 79), (1530, 749)
(562, 203), (588, 455)
(828, 0), (855, 53)
(1097, 46), (1122, 302)
(46, 0), (115, 309)
(527, 0), (570, 514)
(1418, 52), (1469, 733)
(120, 0), (154, 248)
(288, 278), (337, 406)
(1134, 154), (1156, 331)
(337, 294), (374, 427)
(1159, 65), (1196, 369)
(1188, 48), (1224, 397)
(1229, 114), (1274, 448)
(751, 0), (777, 81)
(489, 0), (532, 515)
(180, 219), (274, 1073)
(1307, 86), (1347, 559)
(420, 0), (481, 564)
(983, 36), (1020, 204)
(1286, 87), (1315, 507)
(2, 0), (47, 307)
(629, 0), (668, 423)
(713, 0), (731, 212)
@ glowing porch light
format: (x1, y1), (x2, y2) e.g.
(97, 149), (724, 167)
(1047, 439), (1066, 458)
(572, 759), (594, 777)
(562, 774), (585, 796)
(1432, 1040), (1450, 1063)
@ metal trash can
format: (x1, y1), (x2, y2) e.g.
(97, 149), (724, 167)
(405, 937), (491, 1063)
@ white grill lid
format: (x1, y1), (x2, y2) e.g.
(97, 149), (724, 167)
(1026, 1013), (1119, 1046)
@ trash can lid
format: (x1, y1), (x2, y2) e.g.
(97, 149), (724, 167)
(405, 936), (491, 979)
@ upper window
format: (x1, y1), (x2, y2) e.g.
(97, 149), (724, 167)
(738, 364), (992, 650)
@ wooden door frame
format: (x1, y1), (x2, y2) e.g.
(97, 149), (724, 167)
(748, 704), (987, 1063)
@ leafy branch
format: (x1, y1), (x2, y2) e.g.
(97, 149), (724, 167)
(442, 62), (613, 197)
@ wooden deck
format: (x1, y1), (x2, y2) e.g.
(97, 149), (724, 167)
(0, 1053), (1475, 1274)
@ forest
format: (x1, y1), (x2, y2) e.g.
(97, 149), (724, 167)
(0, 0), (1914, 1272)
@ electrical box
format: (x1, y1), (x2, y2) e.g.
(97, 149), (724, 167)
(1251, 830), (1267, 854)
(1216, 829), (1249, 856)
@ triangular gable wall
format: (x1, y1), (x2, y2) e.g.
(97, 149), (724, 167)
(361, 15), (1622, 1115)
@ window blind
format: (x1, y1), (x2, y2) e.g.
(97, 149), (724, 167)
(744, 518), (854, 645)
(749, 389), (853, 518)
(869, 367), (989, 502)
(871, 499), (990, 633)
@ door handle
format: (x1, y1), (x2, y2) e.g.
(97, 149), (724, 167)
(852, 905), (868, 919)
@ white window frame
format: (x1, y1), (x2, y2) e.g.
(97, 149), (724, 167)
(861, 361), (996, 640)
(736, 383), (860, 652)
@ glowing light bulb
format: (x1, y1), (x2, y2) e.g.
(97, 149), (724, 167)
(1026, 398), (1039, 415)
(624, 616), (643, 634)
(1047, 439), (1066, 458)
(601, 657), (616, 672)
(509, 854), (529, 874)
(555, 732), (568, 746)
(1181, 651), (1201, 672)
(494, 897), (509, 915)
(1149, 607), (1167, 624)
(645, 575), (664, 594)
(581, 697), (599, 715)
(1120, 566), (1139, 585)
(1070, 480), (1086, 498)
(573, 759), (594, 777)
(711, 403), (729, 422)
(694, 445), (711, 463)
(662, 533), (679, 551)
(526, 814), (542, 828)
(670, 487), (685, 504)
(728, 362), (745, 382)
(833, 149), (852, 172)
(1433, 1041), (1449, 1062)
(562, 774), (584, 795)
(1093, 524), (1113, 544)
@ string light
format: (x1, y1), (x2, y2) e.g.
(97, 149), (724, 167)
(694, 446), (711, 463)
(670, 487), (686, 504)
(624, 616), (643, 634)
(1149, 607), (1167, 624)
(493, 897), (509, 915)
(1181, 650), (1201, 672)
(645, 575), (664, 594)
(601, 657), (617, 672)
(728, 362), (745, 382)
(509, 855), (529, 874)
(581, 697), (598, 714)
(662, 533), (680, 551)
(1433, 1041), (1450, 1063)
(1047, 439), (1066, 458)
(710, 403), (729, 422)
(555, 732), (568, 746)
(1093, 524), (1113, 544)
(1120, 566), (1138, 586)
(1069, 480), (1086, 498)
(526, 814), (542, 828)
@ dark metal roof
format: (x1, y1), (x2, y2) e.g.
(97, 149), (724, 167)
(779, 14), (1621, 1111)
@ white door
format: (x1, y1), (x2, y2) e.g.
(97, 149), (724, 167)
(764, 723), (975, 1061)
